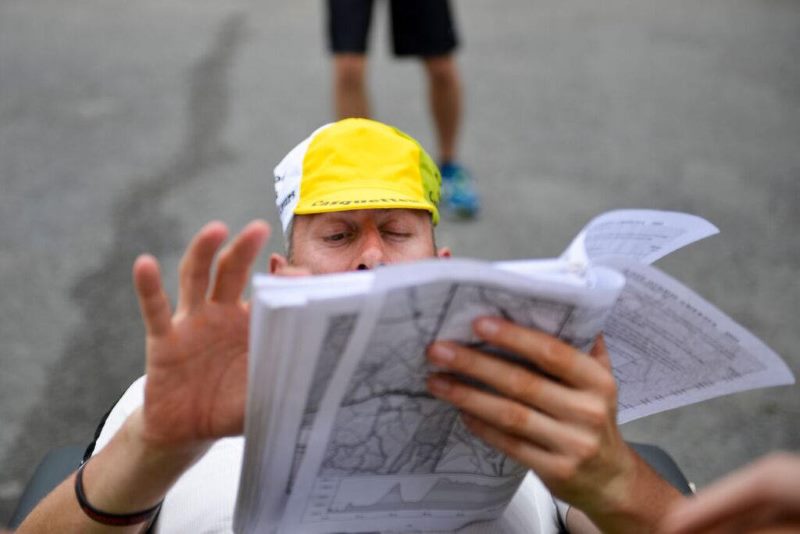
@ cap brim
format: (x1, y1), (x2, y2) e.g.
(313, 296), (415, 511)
(294, 185), (439, 223)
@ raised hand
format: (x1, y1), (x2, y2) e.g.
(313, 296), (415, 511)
(133, 220), (270, 452)
(426, 318), (681, 532)
(16, 221), (272, 533)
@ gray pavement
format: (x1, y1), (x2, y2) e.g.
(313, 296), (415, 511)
(1, 0), (799, 526)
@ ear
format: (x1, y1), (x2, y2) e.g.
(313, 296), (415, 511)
(269, 253), (290, 274)
(436, 246), (452, 259)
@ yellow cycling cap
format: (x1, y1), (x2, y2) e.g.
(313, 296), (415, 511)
(273, 118), (441, 233)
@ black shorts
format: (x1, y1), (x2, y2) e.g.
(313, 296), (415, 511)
(327, 0), (459, 57)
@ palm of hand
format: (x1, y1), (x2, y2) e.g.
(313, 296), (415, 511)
(143, 304), (250, 447)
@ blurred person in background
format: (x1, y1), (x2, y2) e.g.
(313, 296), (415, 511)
(326, 0), (480, 219)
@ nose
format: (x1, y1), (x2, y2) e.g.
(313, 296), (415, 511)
(354, 227), (386, 270)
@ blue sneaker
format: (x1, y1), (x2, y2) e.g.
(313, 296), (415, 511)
(440, 162), (480, 219)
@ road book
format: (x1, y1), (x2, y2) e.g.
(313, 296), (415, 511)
(234, 210), (794, 534)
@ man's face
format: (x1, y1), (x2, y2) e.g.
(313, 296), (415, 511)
(270, 209), (450, 275)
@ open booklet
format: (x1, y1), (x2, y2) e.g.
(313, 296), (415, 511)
(234, 210), (794, 534)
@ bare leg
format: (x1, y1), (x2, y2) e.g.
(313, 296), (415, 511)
(423, 54), (461, 163)
(333, 53), (370, 119)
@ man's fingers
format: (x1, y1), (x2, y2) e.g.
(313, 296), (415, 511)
(457, 412), (566, 485)
(210, 220), (271, 303)
(590, 334), (612, 371)
(133, 254), (172, 337)
(177, 221), (229, 313)
(427, 342), (607, 425)
(472, 318), (612, 391)
(426, 373), (596, 455)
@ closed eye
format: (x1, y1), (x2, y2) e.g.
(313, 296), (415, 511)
(382, 230), (412, 240)
(323, 232), (350, 243)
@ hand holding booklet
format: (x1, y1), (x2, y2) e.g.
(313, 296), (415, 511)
(234, 210), (794, 534)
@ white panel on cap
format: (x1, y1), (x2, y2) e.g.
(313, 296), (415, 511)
(272, 123), (333, 233)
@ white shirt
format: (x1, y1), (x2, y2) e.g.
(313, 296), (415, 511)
(95, 377), (567, 533)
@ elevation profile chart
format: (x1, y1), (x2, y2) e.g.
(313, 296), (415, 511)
(302, 474), (521, 523)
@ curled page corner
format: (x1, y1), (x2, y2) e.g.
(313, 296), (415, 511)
(560, 209), (719, 266)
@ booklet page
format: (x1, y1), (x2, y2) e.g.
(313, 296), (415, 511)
(276, 262), (623, 533)
(561, 209), (719, 266)
(599, 258), (794, 423)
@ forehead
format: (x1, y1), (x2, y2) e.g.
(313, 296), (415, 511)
(294, 208), (433, 229)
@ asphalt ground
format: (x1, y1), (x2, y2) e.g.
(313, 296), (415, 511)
(1, 0), (799, 525)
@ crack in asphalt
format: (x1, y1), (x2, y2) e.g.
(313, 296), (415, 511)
(0, 13), (245, 522)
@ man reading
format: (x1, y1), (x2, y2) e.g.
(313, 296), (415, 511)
(19, 119), (682, 533)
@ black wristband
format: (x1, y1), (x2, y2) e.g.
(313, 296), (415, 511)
(75, 460), (163, 526)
